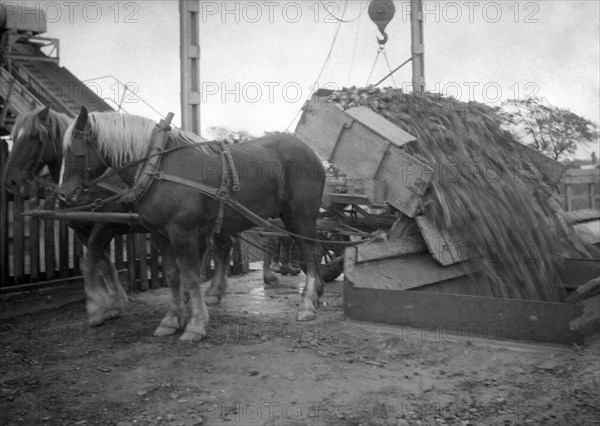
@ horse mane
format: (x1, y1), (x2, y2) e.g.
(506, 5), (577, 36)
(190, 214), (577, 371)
(11, 107), (71, 149)
(63, 112), (213, 167)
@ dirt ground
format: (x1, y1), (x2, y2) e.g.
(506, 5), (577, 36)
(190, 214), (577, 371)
(1, 269), (598, 426)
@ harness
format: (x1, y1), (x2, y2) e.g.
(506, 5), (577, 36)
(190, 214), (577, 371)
(71, 113), (269, 238)
(66, 114), (371, 246)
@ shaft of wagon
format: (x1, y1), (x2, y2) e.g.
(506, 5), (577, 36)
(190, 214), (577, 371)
(24, 210), (140, 224)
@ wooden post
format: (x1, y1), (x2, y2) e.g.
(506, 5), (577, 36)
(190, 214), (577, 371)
(180, 0), (201, 135)
(126, 234), (137, 290)
(59, 220), (69, 277)
(12, 196), (25, 283)
(0, 140), (9, 285)
(136, 234), (148, 291)
(43, 218), (56, 280)
(410, 0), (425, 95)
(589, 182), (595, 209)
(28, 191), (40, 282)
(565, 184), (573, 211)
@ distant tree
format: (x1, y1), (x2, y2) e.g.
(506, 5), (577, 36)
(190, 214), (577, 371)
(500, 97), (599, 161)
(206, 126), (254, 143)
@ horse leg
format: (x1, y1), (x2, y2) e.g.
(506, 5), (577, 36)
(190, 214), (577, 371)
(154, 237), (186, 336)
(263, 236), (280, 285)
(205, 233), (232, 306)
(282, 212), (324, 322)
(171, 229), (209, 341)
(82, 226), (115, 326)
(280, 239), (301, 276)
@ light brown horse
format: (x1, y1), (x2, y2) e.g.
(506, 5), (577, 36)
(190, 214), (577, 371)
(59, 108), (326, 341)
(4, 106), (128, 325)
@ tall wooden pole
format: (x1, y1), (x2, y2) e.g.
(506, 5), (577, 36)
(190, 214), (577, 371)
(410, 0), (425, 94)
(179, 0), (201, 135)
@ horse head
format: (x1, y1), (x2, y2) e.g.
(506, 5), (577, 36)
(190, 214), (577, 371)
(59, 106), (110, 205)
(4, 105), (66, 197)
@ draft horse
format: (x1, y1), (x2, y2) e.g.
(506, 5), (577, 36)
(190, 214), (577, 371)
(4, 106), (128, 325)
(59, 108), (326, 341)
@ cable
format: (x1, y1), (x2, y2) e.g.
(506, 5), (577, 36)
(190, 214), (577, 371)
(382, 49), (398, 89)
(319, 0), (365, 23)
(285, 2), (348, 131)
(346, 1), (367, 86)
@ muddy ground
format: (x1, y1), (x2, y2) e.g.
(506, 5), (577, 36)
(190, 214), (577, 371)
(0, 269), (598, 426)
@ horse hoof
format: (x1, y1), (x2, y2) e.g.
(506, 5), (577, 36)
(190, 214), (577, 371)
(263, 270), (279, 286)
(205, 295), (222, 306)
(88, 318), (105, 327)
(154, 326), (178, 336)
(102, 309), (122, 322)
(296, 310), (316, 322)
(280, 265), (301, 276)
(180, 330), (206, 341)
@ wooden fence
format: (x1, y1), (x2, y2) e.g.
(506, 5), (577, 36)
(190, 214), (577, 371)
(557, 168), (600, 211)
(0, 139), (260, 293)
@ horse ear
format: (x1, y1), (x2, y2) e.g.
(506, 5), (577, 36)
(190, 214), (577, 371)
(74, 106), (89, 131)
(38, 106), (51, 123)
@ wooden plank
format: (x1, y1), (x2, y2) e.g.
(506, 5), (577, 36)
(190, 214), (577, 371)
(346, 179), (386, 204)
(150, 237), (160, 289)
(350, 239), (426, 263)
(43, 218), (56, 280)
(416, 215), (470, 265)
(0, 140), (9, 285)
(565, 277), (600, 304)
(345, 245), (470, 291)
(295, 100), (355, 161)
(137, 234), (148, 291)
(325, 193), (375, 206)
(343, 279), (584, 345)
(28, 197), (40, 282)
(564, 208), (600, 224)
(511, 140), (566, 184)
(570, 294), (600, 335)
(59, 220), (69, 277)
(572, 221), (600, 245)
(73, 231), (83, 275)
(558, 258), (600, 290)
(565, 184), (573, 211)
(345, 105), (417, 147)
(560, 169), (600, 185)
(296, 101), (432, 217)
(126, 234), (137, 290)
(12, 196), (25, 283)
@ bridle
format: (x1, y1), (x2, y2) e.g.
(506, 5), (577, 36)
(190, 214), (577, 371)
(68, 125), (112, 195)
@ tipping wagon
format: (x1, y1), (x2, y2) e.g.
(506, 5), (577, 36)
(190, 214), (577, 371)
(291, 99), (600, 345)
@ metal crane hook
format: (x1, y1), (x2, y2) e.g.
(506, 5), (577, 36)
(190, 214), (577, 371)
(369, 0), (395, 46)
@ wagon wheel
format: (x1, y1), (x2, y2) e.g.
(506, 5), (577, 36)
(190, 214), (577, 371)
(294, 232), (348, 282)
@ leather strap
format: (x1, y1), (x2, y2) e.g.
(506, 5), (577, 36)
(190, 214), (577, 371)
(151, 171), (276, 231)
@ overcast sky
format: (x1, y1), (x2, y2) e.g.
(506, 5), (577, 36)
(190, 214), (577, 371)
(18, 0), (600, 157)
